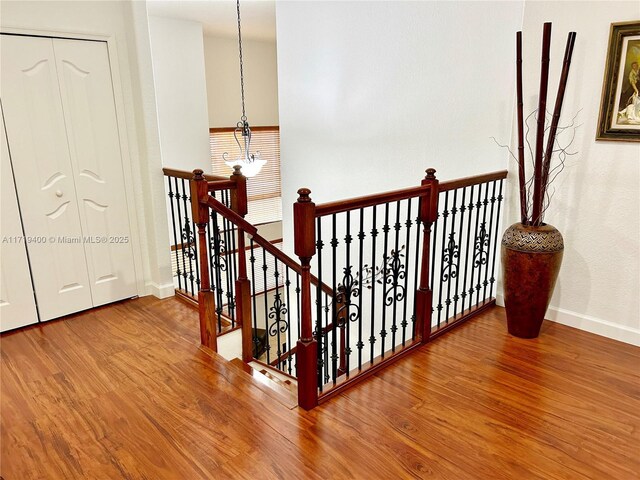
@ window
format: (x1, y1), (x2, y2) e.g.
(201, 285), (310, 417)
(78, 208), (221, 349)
(210, 126), (281, 225)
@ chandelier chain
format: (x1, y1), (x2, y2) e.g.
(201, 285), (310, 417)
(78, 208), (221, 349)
(236, 0), (246, 120)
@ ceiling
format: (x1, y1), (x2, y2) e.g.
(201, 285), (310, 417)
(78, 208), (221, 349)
(146, 0), (276, 42)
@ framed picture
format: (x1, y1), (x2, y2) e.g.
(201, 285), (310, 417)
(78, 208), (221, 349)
(597, 21), (640, 142)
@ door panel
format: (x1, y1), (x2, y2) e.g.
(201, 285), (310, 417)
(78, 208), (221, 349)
(53, 39), (137, 306)
(0, 108), (39, 331)
(1, 35), (93, 321)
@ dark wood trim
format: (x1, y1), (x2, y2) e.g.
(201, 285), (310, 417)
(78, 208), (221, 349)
(207, 180), (236, 191)
(315, 186), (428, 217)
(174, 289), (198, 309)
(210, 126), (279, 133)
(438, 170), (508, 192)
(318, 340), (422, 404)
(430, 299), (496, 340)
(162, 167), (227, 181)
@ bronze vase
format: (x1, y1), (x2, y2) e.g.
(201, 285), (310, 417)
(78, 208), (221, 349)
(500, 223), (564, 338)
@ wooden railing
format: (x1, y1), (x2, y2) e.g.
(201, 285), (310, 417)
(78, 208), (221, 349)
(163, 167), (241, 334)
(292, 169), (506, 409)
(166, 166), (506, 410)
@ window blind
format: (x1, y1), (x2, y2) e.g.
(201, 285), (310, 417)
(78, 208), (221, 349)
(210, 126), (282, 225)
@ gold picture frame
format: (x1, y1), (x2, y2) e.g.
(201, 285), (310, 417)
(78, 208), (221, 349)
(596, 21), (640, 142)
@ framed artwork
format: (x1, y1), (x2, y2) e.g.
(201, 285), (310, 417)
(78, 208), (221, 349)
(597, 21), (640, 142)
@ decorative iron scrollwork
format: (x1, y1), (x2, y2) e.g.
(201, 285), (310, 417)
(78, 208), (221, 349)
(209, 224), (228, 272)
(474, 222), (490, 267)
(359, 245), (407, 292)
(181, 218), (196, 260)
(382, 248), (406, 307)
(336, 266), (361, 326)
(441, 232), (459, 282)
(268, 292), (289, 337)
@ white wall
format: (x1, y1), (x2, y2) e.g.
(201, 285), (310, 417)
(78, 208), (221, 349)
(276, 0), (524, 247)
(0, 0), (174, 298)
(149, 16), (211, 171)
(203, 35), (279, 127)
(501, 1), (640, 345)
(276, 0), (639, 346)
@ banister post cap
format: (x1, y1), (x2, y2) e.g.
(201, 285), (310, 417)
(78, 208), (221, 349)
(193, 169), (204, 180)
(297, 188), (312, 203)
(425, 168), (437, 180)
(232, 165), (243, 176)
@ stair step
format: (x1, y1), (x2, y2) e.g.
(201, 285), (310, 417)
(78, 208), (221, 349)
(228, 358), (298, 409)
(257, 368), (297, 397)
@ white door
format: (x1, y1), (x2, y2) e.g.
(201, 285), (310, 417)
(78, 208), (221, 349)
(53, 39), (137, 306)
(1, 35), (93, 321)
(1, 34), (137, 321)
(0, 107), (39, 331)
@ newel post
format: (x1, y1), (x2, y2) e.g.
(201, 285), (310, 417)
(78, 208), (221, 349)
(416, 168), (439, 344)
(230, 166), (253, 363)
(191, 169), (217, 351)
(294, 188), (318, 410)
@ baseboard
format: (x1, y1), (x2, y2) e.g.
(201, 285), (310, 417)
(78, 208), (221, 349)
(146, 281), (175, 299)
(496, 293), (639, 346)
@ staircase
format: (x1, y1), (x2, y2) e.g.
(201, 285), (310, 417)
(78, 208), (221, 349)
(164, 165), (507, 409)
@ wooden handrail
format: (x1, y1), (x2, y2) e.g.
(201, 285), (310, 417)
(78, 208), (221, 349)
(315, 185), (428, 217)
(205, 195), (334, 297)
(438, 170), (508, 192)
(207, 180), (236, 191)
(206, 197), (257, 235)
(163, 167), (228, 181)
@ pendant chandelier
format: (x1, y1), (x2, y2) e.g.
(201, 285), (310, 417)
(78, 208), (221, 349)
(223, 0), (266, 178)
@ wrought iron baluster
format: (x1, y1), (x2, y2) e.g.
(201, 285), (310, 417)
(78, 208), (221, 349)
(462, 185), (475, 314)
(262, 247), (270, 363)
(474, 183), (490, 307)
(187, 182), (200, 293)
(221, 194), (233, 320)
(192, 217), (201, 292)
(269, 258), (285, 370)
(369, 205), (378, 364)
(483, 181), (498, 303)
(469, 184), (483, 311)
(315, 217), (324, 391)
(173, 179), (188, 294)
(210, 193), (225, 327)
(401, 198), (413, 347)
(323, 321), (330, 386)
(225, 190), (237, 326)
(330, 214), (338, 385)
(453, 187), (467, 318)
(167, 177), (182, 291)
(250, 238), (259, 357)
(357, 207), (365, 369)
(444, 190), (458, 322)
(285, 266), (293, 375)
(206, 215), (214, 297)
(390, 201), (401, 351)
(437, 192), (449, 326)
(489, 180), (504, 299)
(343, 211), (352, 375)
(380, 203), (390, 357)
(180, 179), (196, 296)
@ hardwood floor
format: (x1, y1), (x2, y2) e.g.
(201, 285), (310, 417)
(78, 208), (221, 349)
(1, 297), (638, 479)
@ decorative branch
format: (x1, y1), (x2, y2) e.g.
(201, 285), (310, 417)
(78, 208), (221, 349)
(495, 24), (577, 226)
